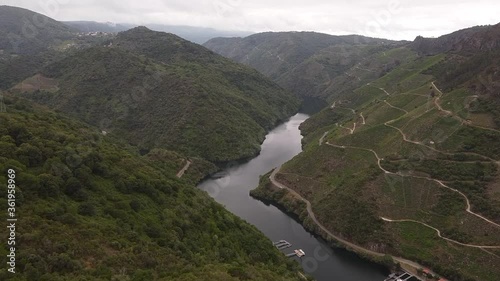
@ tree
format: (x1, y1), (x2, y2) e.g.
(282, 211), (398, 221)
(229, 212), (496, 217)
(38, 173), (62, 198)
(15, 143), (43, 167)
(78, 202), (96, 216)
(64, 177), (83, 196)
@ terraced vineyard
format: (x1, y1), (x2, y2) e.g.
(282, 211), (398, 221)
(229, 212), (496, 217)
(252, 42), (500, 281)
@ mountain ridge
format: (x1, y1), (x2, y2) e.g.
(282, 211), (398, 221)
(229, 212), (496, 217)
(411, 23), (500, 55)
(15, 26), (300, 162)
(248, 24), (500, 281)
(0, 5), (75, 54)
(204, 31), (406, 101)
(65, 20), (254, 44)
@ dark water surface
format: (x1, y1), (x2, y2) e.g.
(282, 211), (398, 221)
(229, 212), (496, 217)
(198, 113), (388, 281)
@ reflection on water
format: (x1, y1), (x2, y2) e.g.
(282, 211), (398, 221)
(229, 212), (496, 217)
(198, 113), (388, 281)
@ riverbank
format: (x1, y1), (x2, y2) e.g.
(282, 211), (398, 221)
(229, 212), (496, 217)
(250, 172), (393, 264)
(250, 169), (443, 281)
(199, 113), (389, 281)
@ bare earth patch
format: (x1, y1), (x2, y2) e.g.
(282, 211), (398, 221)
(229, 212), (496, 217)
(12, 74), (59, 93)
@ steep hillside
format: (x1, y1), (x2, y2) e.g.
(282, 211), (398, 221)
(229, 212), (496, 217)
(0, 94), (303, 281)
(0, 6), (76, 90)
(16, 27), (300, 162)
(0, 6), (114, 90)
(411, 23), (500, 55)
(204, 32), (404, 100)
(250, 28), (500, 281)
(0, 5), (75, 55)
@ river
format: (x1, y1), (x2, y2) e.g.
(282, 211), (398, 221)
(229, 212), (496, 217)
(198, 113), (388, 281)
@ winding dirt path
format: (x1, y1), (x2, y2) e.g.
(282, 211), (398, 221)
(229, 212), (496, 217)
(338, 106), (356, 114)
(319, 131), (329, 145)
(332, 105), (366, 134)
(384, 100), (408, 114)
(269, 166), (438, 276)
(325, 142), (500, 242)
(325, 142), (391, 173)
(431, 82), (453, 115)
(379, 87), (391, 96)
(381, 218), (500, 249)
(326, 133), (500, 230)
(340, 123), (356, 134)
(333, 83), (499, 228)
(270, 82), (500, 277)
(176, 160), (192, 178)
(432, 82), (500, 134)
(383, 107), (496, 163)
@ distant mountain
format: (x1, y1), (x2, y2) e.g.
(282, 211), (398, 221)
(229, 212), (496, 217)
(145, 24), (254, 44)
(16, 27), (299, 162)
(64, 21), (131, 33)
(0, 6), (78, 90)
(0, 5), (75, 54)
(408, 22), (500, 127)
(65, 21), (253, 44)
(204, 32), (404, 100)
(411, 23), (500, 55)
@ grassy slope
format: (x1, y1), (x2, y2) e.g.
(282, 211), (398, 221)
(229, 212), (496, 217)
(252, 46), (500, 281)
(0, 94), (302, 281)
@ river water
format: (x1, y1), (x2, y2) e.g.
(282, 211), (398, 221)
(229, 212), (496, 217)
(198, 113), (388, 281)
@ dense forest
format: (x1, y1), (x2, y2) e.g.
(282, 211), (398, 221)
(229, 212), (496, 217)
(0, 94), (303, 280)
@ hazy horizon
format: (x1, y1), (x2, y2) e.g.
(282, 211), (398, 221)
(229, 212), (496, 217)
(2, 0), (499, 40)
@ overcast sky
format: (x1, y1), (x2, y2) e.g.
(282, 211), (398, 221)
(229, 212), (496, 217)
(3, 0), (500, 40)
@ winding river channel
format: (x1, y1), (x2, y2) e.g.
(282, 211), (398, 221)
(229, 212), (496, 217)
(198, 113), (388, 281)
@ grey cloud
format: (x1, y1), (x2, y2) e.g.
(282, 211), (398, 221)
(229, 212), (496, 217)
(2, 0), (499, 40)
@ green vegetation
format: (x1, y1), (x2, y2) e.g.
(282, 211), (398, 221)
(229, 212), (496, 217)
(0, 6), (117, 90)
(387, 222), (499, 281)
(204, 31), (405, 101)
(16, 27), (299, 163)
(441, 126), (500, 159)
(0, 9), (307, 280)
(0, 5), (75, 55)
(0, 94), (302, 280)
(248, 31), (500, 280)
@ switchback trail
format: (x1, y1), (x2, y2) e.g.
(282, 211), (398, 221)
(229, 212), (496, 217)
(432, 82), (500, 134)
(321, 82), (500, 249)
(384, 100), (408, 114)
(381, 218), (500, 249)
(325, 142), (500, 243)
(326, 123), (500, 230)
(326, 136), (500, 230)
(269, 166), (437, 277)
(331, 103), (365, 134)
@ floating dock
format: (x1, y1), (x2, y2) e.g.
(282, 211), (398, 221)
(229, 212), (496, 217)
(286, 249), (306, 258)
(384, 271), (416, 281)
(273, 240), (305, 258)
(273, 240), (292, 249)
